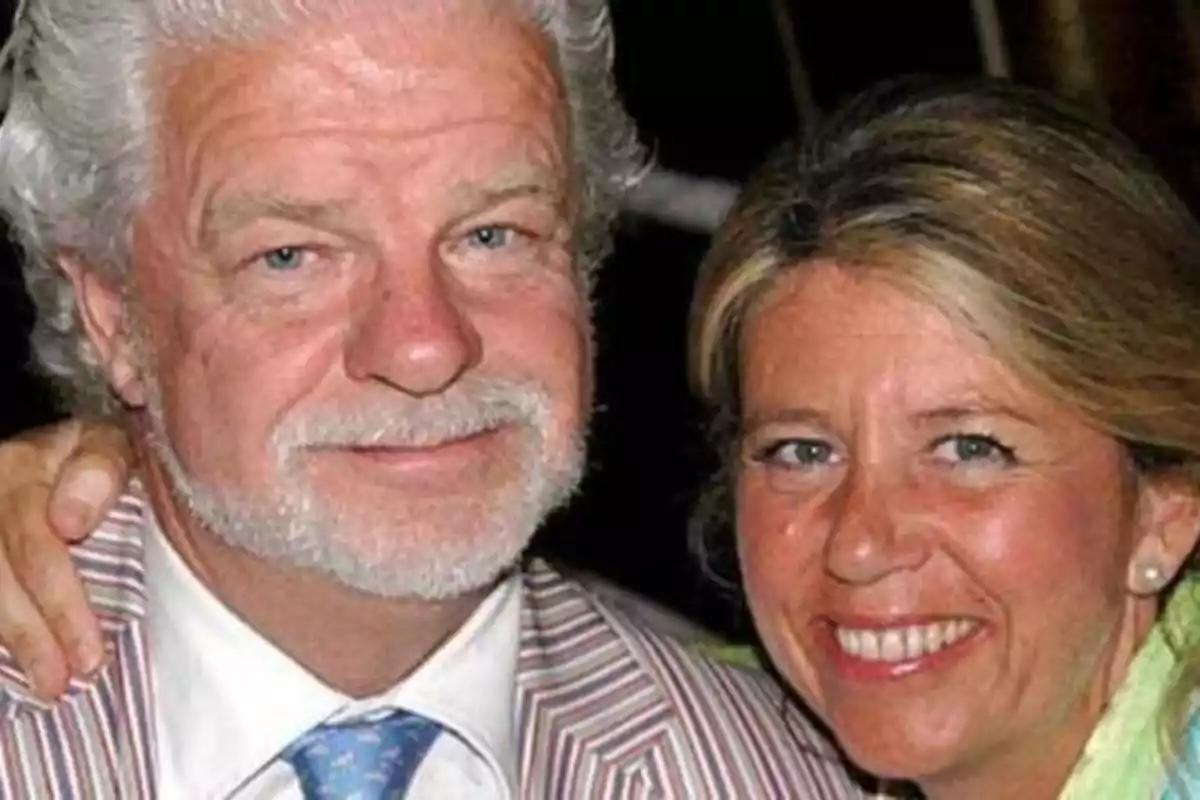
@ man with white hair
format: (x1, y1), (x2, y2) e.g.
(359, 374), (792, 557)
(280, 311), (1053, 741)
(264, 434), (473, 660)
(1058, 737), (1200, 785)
(0, 0), (880, 796)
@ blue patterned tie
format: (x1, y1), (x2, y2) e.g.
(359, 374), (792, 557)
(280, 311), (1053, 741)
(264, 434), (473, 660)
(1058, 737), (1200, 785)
(282, 710), (443, 799)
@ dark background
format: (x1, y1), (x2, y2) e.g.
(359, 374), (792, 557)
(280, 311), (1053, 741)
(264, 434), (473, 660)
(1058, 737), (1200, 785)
(1, 1), (1197, 638)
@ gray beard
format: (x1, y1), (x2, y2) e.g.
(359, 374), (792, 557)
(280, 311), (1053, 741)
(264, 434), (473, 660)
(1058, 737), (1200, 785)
(142, 374), (585, 600)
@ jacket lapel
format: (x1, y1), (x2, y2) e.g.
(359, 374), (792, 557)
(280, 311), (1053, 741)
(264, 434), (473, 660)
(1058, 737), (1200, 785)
(515, 559), (698, 798)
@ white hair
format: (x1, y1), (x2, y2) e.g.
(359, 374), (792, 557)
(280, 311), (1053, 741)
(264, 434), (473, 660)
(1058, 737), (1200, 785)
(0, 0), (645, 415)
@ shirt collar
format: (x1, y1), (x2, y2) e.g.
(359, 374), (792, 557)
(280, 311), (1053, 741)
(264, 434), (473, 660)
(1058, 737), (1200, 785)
(145, 514), (521, 798)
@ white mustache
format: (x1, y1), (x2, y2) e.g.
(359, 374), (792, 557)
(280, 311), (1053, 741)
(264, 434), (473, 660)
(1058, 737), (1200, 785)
(272, 376), (554, 453)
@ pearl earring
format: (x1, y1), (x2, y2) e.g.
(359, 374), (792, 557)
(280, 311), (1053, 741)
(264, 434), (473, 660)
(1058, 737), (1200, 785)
(1141, 563), (1167, 592)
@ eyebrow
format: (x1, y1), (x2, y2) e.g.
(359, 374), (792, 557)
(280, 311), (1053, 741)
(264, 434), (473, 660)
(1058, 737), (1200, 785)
(740, 401), (1039, 433)
(446, 166), (567, 219)
(197, 167), (567, 249)
(199, 194), (355, 249)
(741, 407), (831, 432)
(912, 403), (1039, 427)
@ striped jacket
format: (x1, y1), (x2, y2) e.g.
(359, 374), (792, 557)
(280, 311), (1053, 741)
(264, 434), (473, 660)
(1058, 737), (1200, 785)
(0, 494), (884, 798)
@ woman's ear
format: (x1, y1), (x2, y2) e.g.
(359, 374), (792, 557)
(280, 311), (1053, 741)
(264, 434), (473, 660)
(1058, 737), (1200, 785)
(1127, 472), (1200, 595)
(57, 256), (148, 408)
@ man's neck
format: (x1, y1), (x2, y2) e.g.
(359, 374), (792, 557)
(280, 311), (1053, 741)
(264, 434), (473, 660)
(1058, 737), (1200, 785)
(141, 467), (488, 698)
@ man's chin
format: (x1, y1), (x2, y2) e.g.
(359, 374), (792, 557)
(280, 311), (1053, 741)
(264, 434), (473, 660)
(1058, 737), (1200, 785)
(186, 490), (542, 600)
(268, 518), (536, 600)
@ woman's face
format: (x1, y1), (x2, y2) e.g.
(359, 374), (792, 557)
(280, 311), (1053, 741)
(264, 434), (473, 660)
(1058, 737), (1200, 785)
(736, 264), (1186, 795)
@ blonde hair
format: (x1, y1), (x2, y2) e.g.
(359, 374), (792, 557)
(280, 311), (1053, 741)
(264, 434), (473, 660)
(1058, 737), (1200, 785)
(689, 77), (1200, 772)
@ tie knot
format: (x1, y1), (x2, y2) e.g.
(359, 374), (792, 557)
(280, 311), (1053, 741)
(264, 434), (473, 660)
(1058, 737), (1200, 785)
(283, 710), (443, 798)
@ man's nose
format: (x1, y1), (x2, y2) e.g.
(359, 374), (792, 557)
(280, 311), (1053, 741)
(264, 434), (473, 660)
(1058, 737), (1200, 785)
(343, 265), (482, 396)
(822, 466), (932, 585)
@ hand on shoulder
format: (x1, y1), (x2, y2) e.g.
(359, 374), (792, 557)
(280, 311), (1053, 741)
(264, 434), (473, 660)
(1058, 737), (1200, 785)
(0, 418), (132, 697)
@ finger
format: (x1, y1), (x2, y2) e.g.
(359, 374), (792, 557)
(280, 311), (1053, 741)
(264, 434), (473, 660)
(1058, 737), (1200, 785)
(0, 508), (72, 699)
(10, 487), (105, 680)
(48, 422), (133, 542)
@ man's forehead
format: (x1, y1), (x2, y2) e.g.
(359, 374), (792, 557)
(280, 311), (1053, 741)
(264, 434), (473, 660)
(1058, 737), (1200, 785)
(153, 0), (571, 215)
(155, 0), (563, 114)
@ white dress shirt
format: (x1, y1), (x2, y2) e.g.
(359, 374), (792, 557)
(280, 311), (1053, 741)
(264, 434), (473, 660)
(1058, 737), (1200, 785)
(144, 518), (520, 799)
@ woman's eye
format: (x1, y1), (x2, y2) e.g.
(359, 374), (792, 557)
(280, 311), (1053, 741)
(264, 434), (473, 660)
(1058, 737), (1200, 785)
(755, 439), (839, 468)
(932, 434), (1017, 466)
(259, 246), (309, 272)
(465, 225), (518, 251)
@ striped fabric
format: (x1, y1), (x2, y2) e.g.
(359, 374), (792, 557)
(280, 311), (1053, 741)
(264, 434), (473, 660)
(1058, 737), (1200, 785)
(0, 496), (154, 799)
(0, 494), (888, 798)
(516, 566), (886, 798)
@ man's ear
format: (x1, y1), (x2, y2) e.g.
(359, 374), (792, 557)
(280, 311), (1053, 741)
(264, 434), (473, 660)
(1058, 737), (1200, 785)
(1127, 472), (1200, 595)
(58, 256), (147, 408)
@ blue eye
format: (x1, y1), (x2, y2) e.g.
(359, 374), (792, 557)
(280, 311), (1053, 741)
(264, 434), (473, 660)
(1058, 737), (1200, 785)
(261, 247), (307, 271)
(466, 225), (515, 250)
(755, 439), (838, 468)
(932, 434), (1017, 466)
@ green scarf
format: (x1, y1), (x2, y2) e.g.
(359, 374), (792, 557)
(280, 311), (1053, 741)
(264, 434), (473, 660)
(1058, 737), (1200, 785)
(1059, 581), (1200, 799)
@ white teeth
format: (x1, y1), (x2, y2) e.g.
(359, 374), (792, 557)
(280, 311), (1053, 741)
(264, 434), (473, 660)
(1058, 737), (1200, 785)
(880, 630), (904, 662)
(860, 630), (880, 661)
(833, 619), (977, 664)
(928, 623), (944, 652)
(904, 626), (923, 660)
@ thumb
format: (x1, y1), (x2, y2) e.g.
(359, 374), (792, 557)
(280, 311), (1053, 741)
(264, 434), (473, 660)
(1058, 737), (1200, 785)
(47, 422), (133, 541)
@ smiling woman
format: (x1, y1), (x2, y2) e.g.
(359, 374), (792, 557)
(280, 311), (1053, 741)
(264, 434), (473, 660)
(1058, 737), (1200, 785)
(690, 76), (1200, 799)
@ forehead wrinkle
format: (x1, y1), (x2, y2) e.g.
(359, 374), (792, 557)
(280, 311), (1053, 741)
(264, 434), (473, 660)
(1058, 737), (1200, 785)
(284, 4), (564, 125)
(161, 11), (562, 147)
(281, 30), (429, 109)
